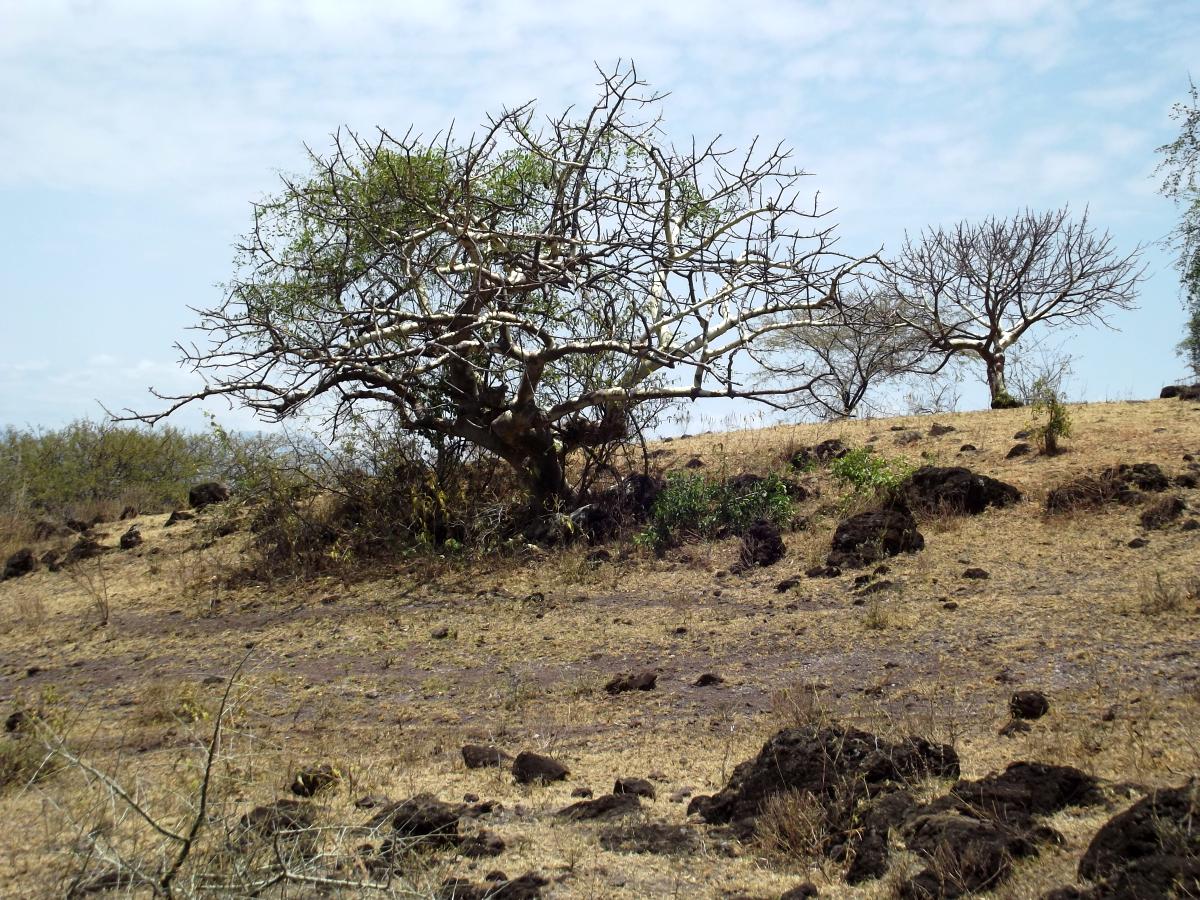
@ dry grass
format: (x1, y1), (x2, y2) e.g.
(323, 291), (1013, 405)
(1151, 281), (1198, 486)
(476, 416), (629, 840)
(0, 399), (1198, 897)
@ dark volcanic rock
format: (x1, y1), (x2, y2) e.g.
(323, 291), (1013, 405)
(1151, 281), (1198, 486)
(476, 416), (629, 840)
(605, 670), (657, 694)
(2, 548), (38, 581)
(460, 829), (506, 858)
(598, 822), (701, 855)
(928, 423), (957, 437)
(779, 885), (820, 899)
(62, 535), (105, 564)
(375, 794), (463, 847)
(1006, 442), (1034, 458)
(959, 444), (978, 453)
(438, 871), (548, 900)
(165, 509), (195, 527)
(828, 505), (924, 569)
(1140, 495), (1186, 529)
(792, 439), (849, 469)
(694, 673), (724, 687)
(962, 567), (990, 580)
(237, 799), (315, 842)
(557, 792), (641, 820)
(462, 745), (513, 770)
(739, 519), (786, 568)
(902, 466), (1022, 515)
(613, 777), (656, 800)
(119, 526), (143, 550)
(1075, 781), (1200, 899)
(188, 481), (230, 509)
(290, 763), (341, 797)
(512, 752), (569, 785)
(1010, 690), (1050, 720)
(898, 762), (1103, 897)
(1046, 463), (1169, 513)
(689, 724), (958, 836)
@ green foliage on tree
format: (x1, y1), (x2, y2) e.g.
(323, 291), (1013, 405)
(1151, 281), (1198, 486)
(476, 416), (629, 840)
(1157, 79), (1200, 377)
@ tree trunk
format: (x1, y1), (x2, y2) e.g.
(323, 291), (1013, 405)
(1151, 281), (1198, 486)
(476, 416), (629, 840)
(985, 353), (1020, 408)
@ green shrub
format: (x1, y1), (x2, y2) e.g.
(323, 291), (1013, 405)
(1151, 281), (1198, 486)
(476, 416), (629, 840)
(0, 419), (284, 520)
(829, 447), (913, 499)
(1027, 378), (1072, 455)
(637, 471), (795, 551)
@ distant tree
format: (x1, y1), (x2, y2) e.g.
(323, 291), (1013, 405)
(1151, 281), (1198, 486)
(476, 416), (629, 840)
(129, 65), (867, 520)
(1157, 78), (1200, 378)
(884, 208), (1144, 408)
(762, 288), (939, 419)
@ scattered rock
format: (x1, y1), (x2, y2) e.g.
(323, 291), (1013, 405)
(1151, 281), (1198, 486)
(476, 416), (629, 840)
(689, 723), (958, 836)
(1006, 442), (1034, 458)
(605, 670), (657, 694)
(1128, 537), (1149, 548)
(1184, 518), (1200, 531)
(290, 763), (341, 797)
(2, 548), (38, 581)
(1140, 495), (1186, 529)
(1072, 781), (1200, 899)
(32, 520), (66, 540)
(558, 792), (641, 821)
(1176, 474), (1199, 489)
(739, 519), (786, 569)
(512, 752), (569, 785)
(460, 829), (506, 858)
(827, 504), (924, 569)
(430, 625), (450, 640)
(188, 482), (230, 509)
(570, 787), (593, 798)
(962, 567), (990, 580)
(598, 822), (701, 855)
(164, 509), (195, 527)
(5, 710), (29, 734)
(779, 885), (820, 899)
(959, 444), (978, 453)
(806, 564), (841, 578)
(1010, 690), (1050, 720)
(237, 799), (315, 843)
(118, 505), (138, 520)
(898, 762), (1103, 897)
(928, 423), (957, 437)
(613, 777), (656, 800)
(694, 673), (724, 687)
(462, 745), (513, 770)
(1046, 463), (1169, 513)
(791, 439), (849, 469)
(374, 794), (465, 847)
(62, 535), (105, 564)
(437, 871), (548, 900)
(999, 719), (1032, 738)
(775, 577), (800, 593)
(902, 466), (1022, 515)
(684, 456), (705, 469)
(118, 526), (143, 550)
(894, 430), (922, 445)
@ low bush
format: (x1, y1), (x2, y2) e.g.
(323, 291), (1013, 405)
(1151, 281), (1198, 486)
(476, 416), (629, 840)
(829, 447), (913, 500)
(1026, 378), (1072, 455)
(636, 471), (796, 551)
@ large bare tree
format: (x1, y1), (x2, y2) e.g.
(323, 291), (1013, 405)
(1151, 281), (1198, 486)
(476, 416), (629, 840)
(131, 66), (867, 516)
(884, 208), (1143, 407)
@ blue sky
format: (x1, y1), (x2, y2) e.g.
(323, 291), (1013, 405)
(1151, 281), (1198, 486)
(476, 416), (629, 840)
(1, 0), (1197, 433)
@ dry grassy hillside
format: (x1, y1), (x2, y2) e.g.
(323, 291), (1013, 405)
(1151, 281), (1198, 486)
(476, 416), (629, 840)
(1, 399), (1198, 899)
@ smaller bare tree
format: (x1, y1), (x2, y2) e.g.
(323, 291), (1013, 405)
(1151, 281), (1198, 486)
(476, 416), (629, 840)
(884, 208), (1143, 408)
(761, 288), (941, 419)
